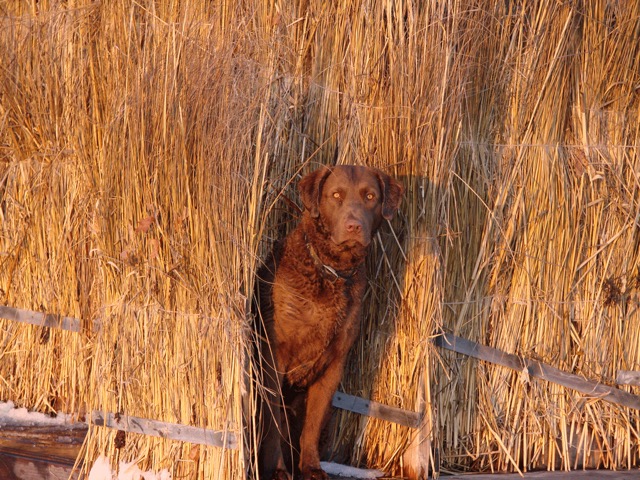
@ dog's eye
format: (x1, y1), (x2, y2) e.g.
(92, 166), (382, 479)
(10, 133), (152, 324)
(366, 192), (376, 201)
(332, 192), (341, 199)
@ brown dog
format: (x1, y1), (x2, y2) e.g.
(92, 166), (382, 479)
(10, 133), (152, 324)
(256, 165), (403, 480)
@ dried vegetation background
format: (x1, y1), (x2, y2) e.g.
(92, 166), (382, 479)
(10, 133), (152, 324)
(1, 1), (639, 478)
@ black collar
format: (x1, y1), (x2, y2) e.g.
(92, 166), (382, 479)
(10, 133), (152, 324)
(305, 241), (359, 281)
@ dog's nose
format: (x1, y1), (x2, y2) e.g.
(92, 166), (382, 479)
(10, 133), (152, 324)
(345, 218), (362, 233)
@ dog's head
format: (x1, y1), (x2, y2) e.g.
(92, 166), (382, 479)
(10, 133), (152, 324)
(299, 165), (403, 247)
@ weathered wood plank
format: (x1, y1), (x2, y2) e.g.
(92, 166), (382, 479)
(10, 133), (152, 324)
(0, 426), (85, 480)
(0, 454), (78, 480)
(90, 411), (238, 449)
(331, 391), (422, 428)
(0, 305), (82, 332)
(617, 370), (640, 386)
(434, 332), (640, 411)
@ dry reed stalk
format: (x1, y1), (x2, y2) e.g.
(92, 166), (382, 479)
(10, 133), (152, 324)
(0, 1), (278, 478)
(69, 2), (281, 477)
(0, 3), (96, 415)
(438, 0), (640, 474)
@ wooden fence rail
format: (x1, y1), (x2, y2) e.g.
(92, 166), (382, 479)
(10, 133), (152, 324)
(0, 305), (424, 450)
(0, 305), (85, 333)
(435, 332), (640, 410)
(90, 411), (238, 449)
(3, 305), (639, 452)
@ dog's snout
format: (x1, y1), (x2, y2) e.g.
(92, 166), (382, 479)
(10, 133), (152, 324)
(335, 212), (370, 246)
(345, 217), (362, 233)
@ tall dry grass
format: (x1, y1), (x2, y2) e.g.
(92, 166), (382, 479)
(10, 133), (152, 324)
(0, 1), (279, 478)
(1, 0), (639, 478)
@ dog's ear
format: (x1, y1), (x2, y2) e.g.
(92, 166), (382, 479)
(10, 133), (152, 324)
(376, 170), (404, 220)
(298, 166), (332, 218)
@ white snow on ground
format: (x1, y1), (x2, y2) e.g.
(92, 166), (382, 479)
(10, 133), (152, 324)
(1, 400), (383, 479)
(88, 455), (172, 480)
(321, 461), (384, 478)
(0, 400), (84, 427)
(87, 455), (113, 480)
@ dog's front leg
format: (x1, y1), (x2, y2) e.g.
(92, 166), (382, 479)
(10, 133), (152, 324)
(298, 357), (346, 480)
(258, 343), (290, 480)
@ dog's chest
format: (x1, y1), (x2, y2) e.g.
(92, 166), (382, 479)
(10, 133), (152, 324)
(273, 268), (359, 338)
(271, 262), (364, 386)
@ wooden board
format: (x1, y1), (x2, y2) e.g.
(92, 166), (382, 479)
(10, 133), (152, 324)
(331, 391), (422, 428)
(0, 305), (84, 332)
(0, 425), (85, 480)
(435, 333), (640, 410)
(91, 411), (238, 449)
(617, 370), (640, 386)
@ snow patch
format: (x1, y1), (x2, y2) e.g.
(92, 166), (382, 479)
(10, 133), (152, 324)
(88, 454), (172, 480)
(321, 461), (384, 478)
(88, 455), (114, 480)
(0, 400), (84, 428)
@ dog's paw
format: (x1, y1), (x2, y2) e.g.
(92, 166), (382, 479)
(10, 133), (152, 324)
(299, 467), (329, 480)
(270, 469), (292, 480)
(269, 469), (291, 480)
